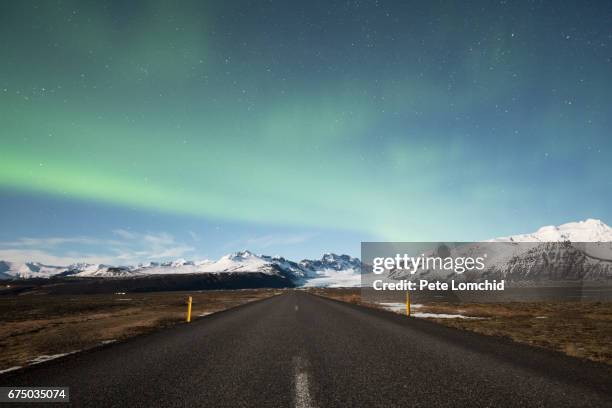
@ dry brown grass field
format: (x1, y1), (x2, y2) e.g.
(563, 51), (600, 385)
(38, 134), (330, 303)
(309, 288), (612, 365)
(0, 289), (278, 372)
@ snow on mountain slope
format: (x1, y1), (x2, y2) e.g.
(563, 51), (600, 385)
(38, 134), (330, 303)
(300, 253), (362, 273)
(201, 251), (274, 273)
(0, 261), (66, 279)
(71, 265), (140, 278)
(134, 251), (299, 277)
(388, 219), (612, 282)
(493, 219), (612, 243)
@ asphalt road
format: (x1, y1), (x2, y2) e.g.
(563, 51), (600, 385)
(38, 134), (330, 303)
(1, 292), (611, 407)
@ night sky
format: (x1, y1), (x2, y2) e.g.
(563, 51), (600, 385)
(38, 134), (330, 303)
(1, 1), (611, 264)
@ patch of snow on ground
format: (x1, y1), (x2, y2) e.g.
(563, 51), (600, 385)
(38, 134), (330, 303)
(378, 302), (483, 319)
(378, 302), (423, 312)
(412, 312), (483, 319)
(29, 351), (79, 365)
(0, 366), (22, 374)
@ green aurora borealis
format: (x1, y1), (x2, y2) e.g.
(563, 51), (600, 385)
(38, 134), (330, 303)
(1, 1), (611, 259)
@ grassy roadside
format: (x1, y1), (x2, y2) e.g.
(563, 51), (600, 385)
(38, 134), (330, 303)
(308, 288), (612, 365)
(0, 289), (279, 372)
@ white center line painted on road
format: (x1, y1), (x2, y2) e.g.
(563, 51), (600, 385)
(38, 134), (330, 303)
(293, 356), (314, 408)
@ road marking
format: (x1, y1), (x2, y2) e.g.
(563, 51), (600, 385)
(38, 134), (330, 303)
(293, 356), (314, 408)
(294, 305), (299, 312)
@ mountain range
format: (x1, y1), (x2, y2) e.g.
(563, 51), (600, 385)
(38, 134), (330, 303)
(1, 219), (611, 286)
(0, 251), (362, 287)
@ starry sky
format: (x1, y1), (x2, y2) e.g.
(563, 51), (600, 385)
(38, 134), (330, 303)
(1, 1), (611, 265)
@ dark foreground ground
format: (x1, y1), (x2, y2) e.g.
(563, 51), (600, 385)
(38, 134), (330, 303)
(2, 291), (611, 407)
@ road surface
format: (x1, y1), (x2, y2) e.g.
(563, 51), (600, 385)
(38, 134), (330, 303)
(2, 292), (611, 407)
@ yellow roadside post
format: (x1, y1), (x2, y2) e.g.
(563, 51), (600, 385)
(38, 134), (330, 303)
(406, 290), (411, 317)
(186, 296), (193, 323)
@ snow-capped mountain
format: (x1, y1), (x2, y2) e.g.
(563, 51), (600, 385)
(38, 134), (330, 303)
(133, 251), (303, 278)
(481, 219), (612, 281)
(0, 262), (142, 279)
(471, 241), (612, 282)
(65, 264), (138, 278)
(0, 261), (66, 279)
(493, 219), (612, 243)
(387, 219), (612, 283)
(206, 251), (294, 275)
(300, 253), (362, 274)
(300, 253), (362, 287)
